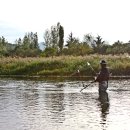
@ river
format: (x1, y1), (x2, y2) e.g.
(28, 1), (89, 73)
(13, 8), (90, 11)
(0, 78), (130, 130)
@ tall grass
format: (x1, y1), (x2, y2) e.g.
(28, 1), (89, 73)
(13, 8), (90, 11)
(0, 55), (130, 76)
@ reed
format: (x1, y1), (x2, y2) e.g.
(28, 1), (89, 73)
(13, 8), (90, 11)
(0, 55), (130, 76)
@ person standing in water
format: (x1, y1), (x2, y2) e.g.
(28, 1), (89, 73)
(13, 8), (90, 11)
(95, 60), (110, 93)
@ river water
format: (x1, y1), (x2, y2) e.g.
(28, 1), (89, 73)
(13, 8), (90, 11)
(0, 78), (130, 130)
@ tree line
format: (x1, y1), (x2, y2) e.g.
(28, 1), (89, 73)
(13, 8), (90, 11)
(0, 22), (130, 57)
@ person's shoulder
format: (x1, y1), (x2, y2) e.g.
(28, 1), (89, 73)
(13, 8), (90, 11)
(106, 67), (109, 70)
(103, 67), (109, 72)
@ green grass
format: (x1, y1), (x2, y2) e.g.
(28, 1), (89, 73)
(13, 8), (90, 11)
(0, 55), (130, 76)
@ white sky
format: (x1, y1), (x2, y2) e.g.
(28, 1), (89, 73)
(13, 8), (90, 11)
(0, 0), (130, 44)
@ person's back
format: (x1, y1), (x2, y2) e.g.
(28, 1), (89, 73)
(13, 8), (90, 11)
(95, 60), (110, 93)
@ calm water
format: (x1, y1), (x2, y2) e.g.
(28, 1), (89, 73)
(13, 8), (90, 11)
(0, 78), (130, 130)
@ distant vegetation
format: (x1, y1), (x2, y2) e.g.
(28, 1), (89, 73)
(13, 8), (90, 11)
(0, 22), (130, 57)
(0, 55), (130, 76)
(1, 22), (130, 77)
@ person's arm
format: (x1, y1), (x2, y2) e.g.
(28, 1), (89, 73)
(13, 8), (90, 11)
(94, 72), (101, 82)
(95, 68), (109, 82)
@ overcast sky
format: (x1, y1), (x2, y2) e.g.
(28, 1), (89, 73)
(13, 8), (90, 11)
(0, 0), (130, 44)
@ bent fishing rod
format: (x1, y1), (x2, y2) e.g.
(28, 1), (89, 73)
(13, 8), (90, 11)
(80, 62), (97, 92)
(80, 81), (95, 92)
(87, 62), (97, 75)
(71, 62), (96, 76)
(69, 62), (97, 92)
(80, 61), (112, 92)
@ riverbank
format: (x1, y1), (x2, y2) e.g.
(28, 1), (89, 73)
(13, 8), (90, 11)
(0, 55), (130, 77)
(0, 74), (130, 81)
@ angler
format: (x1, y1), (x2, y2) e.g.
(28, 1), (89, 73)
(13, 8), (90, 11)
(95, 60), (110, 93)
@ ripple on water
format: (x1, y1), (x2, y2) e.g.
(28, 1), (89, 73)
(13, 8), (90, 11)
(0, 79), (130, 130)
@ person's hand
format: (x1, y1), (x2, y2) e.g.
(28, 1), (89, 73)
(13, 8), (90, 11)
(77, 70), (80, 73)
(94, 76), (97, 82)
(96, 73), (99, 76)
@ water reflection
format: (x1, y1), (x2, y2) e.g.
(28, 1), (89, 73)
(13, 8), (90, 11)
(44, 86), (65, 124)
(98, 91), (110, 129)
(1, 79), (130, 130)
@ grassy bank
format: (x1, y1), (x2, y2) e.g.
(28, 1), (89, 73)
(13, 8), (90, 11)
(0, 55), (130, 77)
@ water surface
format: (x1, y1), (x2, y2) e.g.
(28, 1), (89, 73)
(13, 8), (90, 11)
(0, 79), (130, 130)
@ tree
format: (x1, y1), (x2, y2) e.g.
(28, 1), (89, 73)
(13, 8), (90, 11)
(58, 24), (64, 54)
(33, 32), (39, 49)
(43, 22), (64, 56)
(66, 32), (74, 47)
(14, 32), (41, 57)
(83, 33), (95, 46)
(43, 29), (51, 48)
(92, 35), (105, 54)
(110, 40), (125, 54)
(63, 33), (92, 56)
(42, 47), (57, 57)
(0, 36), (8, 56)
(66, 32), (80, 48)
(51, 25), (59, 48)
(23, 34), (30, 49)
(17, 38), (22, 45)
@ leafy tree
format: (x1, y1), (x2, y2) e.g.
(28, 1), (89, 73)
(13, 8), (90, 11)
(14, 32), (41, 57)
(43, 29), (51, 48)
(23, 34), (30, 49)
(63, 33), (92, 56)
(42, 47), (57, 57)
(43, 22), (64, 56)
(17, 38), (22, 45)
(100, 44), (111, 54)
(0, 36), (8, 56)
(107, 40), (125, 54)
(92, 35), (105, 54)
(125, 42), (130, 54)
(83, 33), (95, 46)
(58, 23), (64, 54)
(33, 32), (39, 49)
(66, 32), (76, 47)
(64, 32), (93, 55)
(51, 25), (58, 48)
(63, 43), (92, 56)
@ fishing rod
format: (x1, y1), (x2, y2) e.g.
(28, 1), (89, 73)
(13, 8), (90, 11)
(71, 62), (96, 76)
(70, 64), (85, 77)
(70, 69), (80, 77)
(87, 62), (97, 75)
(80, 81), (95, 92)
(80, 62), (112, 92)
(80, 62), (97, 92)
(87, 61), (112, 77)
(70, 62), (97, 92)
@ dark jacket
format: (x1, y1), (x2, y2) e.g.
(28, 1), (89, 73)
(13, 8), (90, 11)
(95, 67), (109, 82)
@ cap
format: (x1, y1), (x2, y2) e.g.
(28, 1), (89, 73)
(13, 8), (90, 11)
(100, 60), (107, 64)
